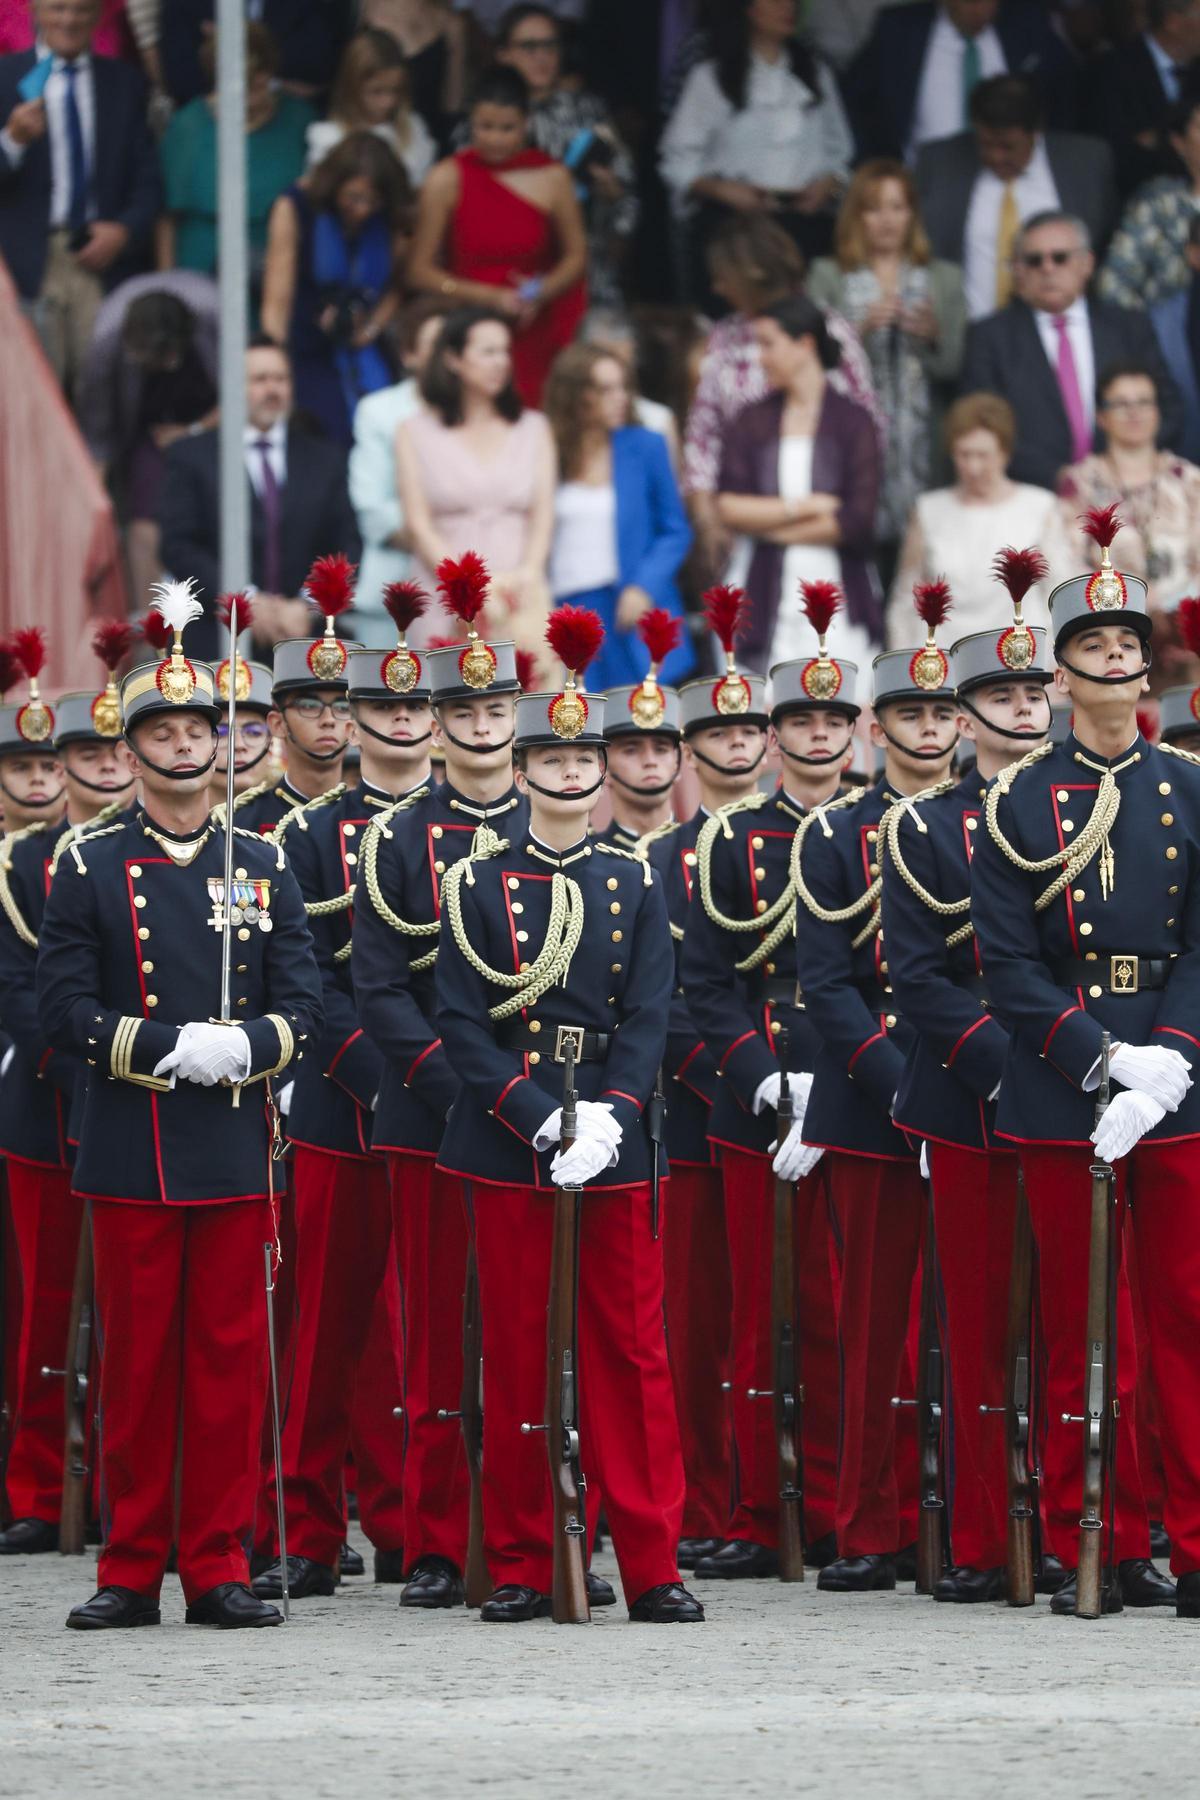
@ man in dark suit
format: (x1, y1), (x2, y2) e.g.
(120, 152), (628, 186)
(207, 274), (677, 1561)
(158, 336), (361, 662)
(843, 0), (1078, 162)
(960, 209), (1185, 489)
(916, 74), (1117, 322)
(0, 0), (161, 395)
(1086, 0), (1200, 197)
(160, 0), (353, 106)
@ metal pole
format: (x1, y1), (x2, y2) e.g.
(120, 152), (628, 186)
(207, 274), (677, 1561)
(217, 0), (248, 595)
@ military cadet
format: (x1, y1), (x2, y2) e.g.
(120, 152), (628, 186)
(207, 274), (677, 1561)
(36, 583), (322, 1629)
(795, 583), (959, 1594)
(881, 552), (1053, 1602)
(254, 590), (433, 1601)
(434, 605), (702, 1623)
(0, 630), (73, 1554)
(971, 505), (1192, 1617)
(1158, 598), (1200, 755)
(635, 593), (772, 1568)
(232, 556), (355, 836)
(593, 613), (685, 850)
(352, 554), (527, 1611)
(680, 584), (851, 1580)
(206, 597), (276, 812)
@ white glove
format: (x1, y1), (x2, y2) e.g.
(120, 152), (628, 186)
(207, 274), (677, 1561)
(550, 1126), (619, 1187)
(153, 1021), (252, 1087)
(1092, 1089), (1166, 1163)
(1105, 1043), (1192, 1113)
(754, 1069), (814, 1121)
(753, 1071), (782, 1116)
(533, 1100), (621, 1154)
(771, 1119), (823, 1183)
(277, 1081), (294, 1116)
(920, 1141), (930, 1180)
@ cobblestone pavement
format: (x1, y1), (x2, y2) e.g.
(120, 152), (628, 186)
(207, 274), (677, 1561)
(3, 1532), (1198, 1799)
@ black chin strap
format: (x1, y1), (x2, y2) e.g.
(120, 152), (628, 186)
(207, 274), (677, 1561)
(67, 769), (136, 797)
(605, 742), (681, 799)
(282, 721), (345, 765)
(957, 689), (1053, 743)
(353, 718), (433, 750)
(777, 743), (849, 770)
(226, 740), (272, 776)
(522, 771), (608, 803)
(686, 740), (769, 778)
(874, 720), (960, 762)
(439, 725), (515, 757)
(125, 731), (218, 782)
(0, 780), (64, 810)
(1057, 654), (1152, 688)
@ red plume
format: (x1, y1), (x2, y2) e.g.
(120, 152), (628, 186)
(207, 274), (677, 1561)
(92, 619), (133, 672)
(514, 648), (538, 692)
(800, 579), (842, 638)
(0, 639), (20, 699)
(913, 579), (953, 632)
(702, 585), (748, 654)
(1137, 706), (1158, 745)
(1177, 596), (1200, 658)
(1082, 503), (1121, 550)
(426, 633), (460, 652)
(13, 627), (46, 681)
(305, 553), (356, 619)
(546, 606), (605, 677)
(638, 608), (682, 667)
(218, 591), (253, 635)
(381, 580), (429, 635)
(436, 552), (490, 625)
(142, 612), (173, 651)
(991, 546), (1048, 603)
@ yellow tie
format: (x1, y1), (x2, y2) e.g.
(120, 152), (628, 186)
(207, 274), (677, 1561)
(995, 184), (1019, 307)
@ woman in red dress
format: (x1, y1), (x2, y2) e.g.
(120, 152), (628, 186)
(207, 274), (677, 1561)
(408, 64), (587, 405)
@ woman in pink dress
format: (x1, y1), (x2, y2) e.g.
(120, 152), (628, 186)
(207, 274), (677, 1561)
(395, 305), (556, 675)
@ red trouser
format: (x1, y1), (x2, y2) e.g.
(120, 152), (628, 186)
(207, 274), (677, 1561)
(270, 1147), (402, 1565)
(1125, 1214), (1167, 1523)
(826, 1152), (924, 1557)
(928, 1143), (1018, 1570)
(5, 1160), (81, 1523)
(661, 1164), (732, 1539)
(387, 1151), (469, 1569)
(1020, 1143), (1200, 1570)
(720, 1146), (839, 1548)
(254, 1180), (296, 1557)
(469, 1178), (685, 1601)
(349, 1254), (407, 1555)
(92, 1196), (270, 1602)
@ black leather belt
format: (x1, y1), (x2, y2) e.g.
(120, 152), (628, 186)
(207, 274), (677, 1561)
(498, 1023), (611, 1062)
(1053, 955), (1172, 994)
(763, 975), (802, 1008)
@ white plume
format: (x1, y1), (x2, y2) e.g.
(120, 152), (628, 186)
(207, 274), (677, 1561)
(149, 578), (204, 638)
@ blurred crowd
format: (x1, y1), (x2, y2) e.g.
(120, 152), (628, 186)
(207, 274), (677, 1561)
(8, 0), (1200, 706)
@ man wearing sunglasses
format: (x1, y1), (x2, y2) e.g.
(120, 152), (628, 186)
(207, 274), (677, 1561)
(961, 207), (1184, 489)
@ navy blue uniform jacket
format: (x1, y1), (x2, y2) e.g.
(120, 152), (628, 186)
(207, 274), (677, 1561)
(644, 811), (717, 1167)
(0, 820), (75, 1167)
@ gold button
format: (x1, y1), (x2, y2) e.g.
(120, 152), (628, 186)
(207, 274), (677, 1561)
(1169, 885), (1180, 895)
(519, 960), (530, 971)
(516, 929), (529, 942)
(511, 901), (523, 914)
(235, 867), (247, 878)
(965, 818), (977, 831)
(1162, 813), (1174, 826)
(1085, 951), (1097, 962)
(752, 836), (764, 849)
(134, 895), (147, 908)
(431, 825), (443, 839)
(432, 859), (444, 874)
(885, 1013), (897, 1028)
(880, 960), (889, 974)
(343, 825), (355, 839)
(606, 877), (619, 891)
(507, 878), (520, 890)
(528, 1019), (541, 1033)
(237, 964), (247, 974)
(755, 898), (767, 913)
(764, 961), (776, 975)
(529, 1051), (540, 1065)
(611, 963), (621, 973)
(138, 926), (149, 940)
(769, 1019), (781, 1035)
(129, 864), (142, 877)
(141, 960), (153, 974)
(146, 995), (158, 1008)
(609, 901), (621, 915)
(345, 852), (357, 867)
(1089, 985), (1103, 998)
(866, 830), (878, 844)
(754, 866), (766, 880)
(1056, 790), (1069, 802)
(1167, 918), (1176, 927)
(1167, 846), (1179, 860)
(238, 927), (251, 941)
(1160, 782), (1172, 796)
(1061, 819), (1074, 833)
(1079, 922), (1093, 936)
(612, 930), (623, 943)
(884, 984), (893, 995)
(1073, 889), (1086, 902)
(684, 852), (697, 867)
(869, 863), (879, 877)
(236, 996), (247, 1007)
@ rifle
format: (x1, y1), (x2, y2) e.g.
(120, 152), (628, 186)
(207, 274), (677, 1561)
(58, 1211), (95, 1555)
(894, 1201), (946, 1593)
(1067, 1031), (1119, 1619)
(747, 1032), (804, 1581)
(522, 1038), (590, 1623)
(439, 1243), (492, 1606)
(646, 1066), (666, 1242)
(981, 1166), (1036, 1605)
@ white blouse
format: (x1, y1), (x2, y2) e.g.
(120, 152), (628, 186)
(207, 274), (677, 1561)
(551, 482), (619, 599)
(305, 114), (436, 190)
(659, 52), (853, 206)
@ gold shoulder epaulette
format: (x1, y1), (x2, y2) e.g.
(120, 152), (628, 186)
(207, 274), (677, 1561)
(48, 800), (125, 878)
(1160, 742), (1200, 769)
(275, 783), (348, 848)
(211, 780), (271, 830)
(232, 824), (287, 873)
(633, 817), (679, 860)
(596, 840), (654, 886)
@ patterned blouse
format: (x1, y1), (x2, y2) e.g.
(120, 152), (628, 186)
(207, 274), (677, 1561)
(1098, 178), (1200, 313)
(681, 309), (883, 496)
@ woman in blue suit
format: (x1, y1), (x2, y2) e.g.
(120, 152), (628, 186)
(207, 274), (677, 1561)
(545, 342), (695, 691)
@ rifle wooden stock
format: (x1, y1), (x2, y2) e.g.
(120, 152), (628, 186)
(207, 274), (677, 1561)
(915, 1203), (946, 1595)
(1004, 1170), (1036, 1608)
(59, 1211), (95, 1556)
(544, 1044), (589, 1624)
(459, 1245), (492, 1608)
(771, 1053), (804, 1582)
(1076, 1035), (1117, 1620)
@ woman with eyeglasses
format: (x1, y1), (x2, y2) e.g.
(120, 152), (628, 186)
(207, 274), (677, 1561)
(1056, 361), (1200, 690)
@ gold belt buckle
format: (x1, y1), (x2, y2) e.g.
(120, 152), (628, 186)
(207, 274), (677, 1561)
(1110, 954), (1138, 994)
(554, 1025), (586, 1064)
